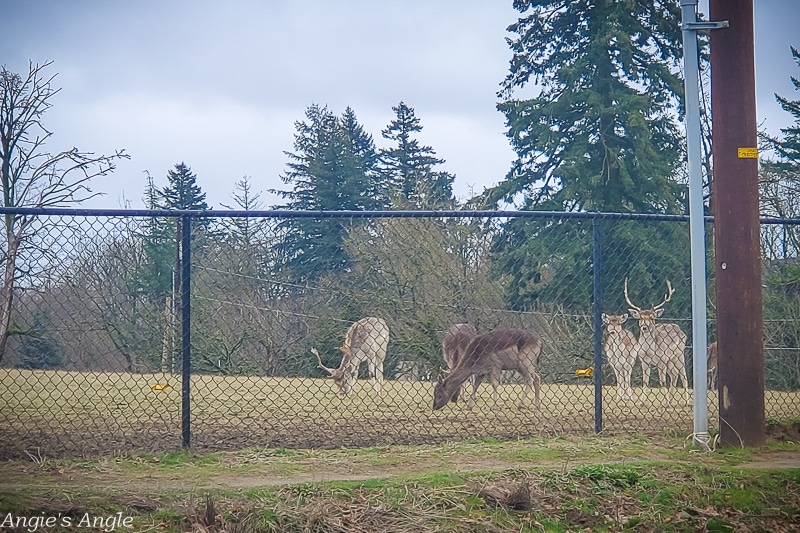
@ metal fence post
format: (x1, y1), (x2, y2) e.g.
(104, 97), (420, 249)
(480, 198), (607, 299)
(592, 218), (603, 433)
(180, 216), (192, 449)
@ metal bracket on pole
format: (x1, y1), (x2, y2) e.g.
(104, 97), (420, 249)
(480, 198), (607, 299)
(682, 21), (729, 31)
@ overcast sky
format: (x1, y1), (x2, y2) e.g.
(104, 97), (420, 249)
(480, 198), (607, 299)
(2, 1), (798, 210)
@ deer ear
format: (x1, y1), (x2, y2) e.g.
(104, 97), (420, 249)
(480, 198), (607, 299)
(601, 313), (609, 323)
(654, 308), (664, 318)
(620, 313), (628, 322)
(628, 309), (641, 319)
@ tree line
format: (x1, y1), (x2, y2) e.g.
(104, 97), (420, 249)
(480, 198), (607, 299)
(2, 3), (799, 389)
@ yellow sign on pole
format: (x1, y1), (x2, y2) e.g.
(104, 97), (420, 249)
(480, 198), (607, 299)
(737, 147), (758, 159)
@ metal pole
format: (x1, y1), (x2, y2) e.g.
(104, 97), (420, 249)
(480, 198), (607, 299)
(180, 217), (192, 449)
(680, 0), (712, 449)
(592, 219), (603, 434)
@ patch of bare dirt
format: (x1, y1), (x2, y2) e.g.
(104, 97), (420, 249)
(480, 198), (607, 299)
(741, 450), (800, 469)
(767, 420), (800, 444)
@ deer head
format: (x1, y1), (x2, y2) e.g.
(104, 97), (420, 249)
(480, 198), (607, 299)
(601, 313), (629, 336)
(312, 346), (353, 394)
(624, 278), (674, 334)
(432, 377), (455, 410)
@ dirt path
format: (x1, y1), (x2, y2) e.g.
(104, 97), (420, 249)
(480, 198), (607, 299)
(2, 436), (798, 492)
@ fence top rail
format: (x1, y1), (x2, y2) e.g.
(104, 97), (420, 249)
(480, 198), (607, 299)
(1, 205), (798, 224)
(0, 206), (697, 221)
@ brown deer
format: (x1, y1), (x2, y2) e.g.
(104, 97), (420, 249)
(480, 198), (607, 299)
(312, 317), (389, 396)
(433, 328), (543, 411)
(441, 323), (478, 403)
(601, 313), (639, 401)
(706, 341), (718, 390)
(624, 278), (689, 404)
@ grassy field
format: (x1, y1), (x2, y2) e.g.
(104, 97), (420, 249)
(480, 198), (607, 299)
(0, 432), (798, 532)
(2, 368), (800, 459)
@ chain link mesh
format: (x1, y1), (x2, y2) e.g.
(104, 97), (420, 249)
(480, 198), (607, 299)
(0, 211), (798, 458)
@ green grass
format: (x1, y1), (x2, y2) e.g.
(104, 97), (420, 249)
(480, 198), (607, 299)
(1, 435), (799, 532)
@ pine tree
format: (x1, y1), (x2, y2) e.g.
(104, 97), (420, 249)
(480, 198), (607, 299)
(765, 47), (800, 171)
(760, 47), (800, 390)
(131, 174), (175, 300)
(271, 104), (383, 284)
(492, 0), (686, 213)
(488, 0), (692, 311)
(380, 102), (455, 209)
(158, 162), (209, 211)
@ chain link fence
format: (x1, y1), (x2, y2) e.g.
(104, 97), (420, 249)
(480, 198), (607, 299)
(0, 208), (798, 458)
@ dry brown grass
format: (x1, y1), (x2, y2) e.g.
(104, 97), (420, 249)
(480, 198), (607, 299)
(1, 368), (798, 458)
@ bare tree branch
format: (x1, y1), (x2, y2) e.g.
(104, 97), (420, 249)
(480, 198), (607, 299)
(0, 60), (128, 362)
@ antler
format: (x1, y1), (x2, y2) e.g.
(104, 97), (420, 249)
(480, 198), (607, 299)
(653, 279), (675, 311)
(311, 347), (335, 374)
(625, 278), (675, 312)
(623, 277), (641, 311)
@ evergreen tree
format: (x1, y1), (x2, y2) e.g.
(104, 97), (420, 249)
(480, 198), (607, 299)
(380, 102), (455, 209)
(492, 0), (686, 213)
(271, 104), (383, 284)
(488, 0), (692, 311)
(760, 46), (800, 390)
(132, 174), (175, 300)
(158, 162), (209, 211)
(764, 47), (800, 172)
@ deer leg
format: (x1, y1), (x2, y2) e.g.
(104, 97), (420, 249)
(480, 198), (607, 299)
(666, 366), (677, 404)
(619, 360), (633, 402)
(490, 368), (502, 409)
(708, 367), (717, 390)
(610, 361), (622, 401)
(375, 358), (385, 396)
(469, 373), (485, 410)
(516, 370), (530, 410)
(527, 370), (541, 410)
(367, 359), (378, 395)
(452, 383), (461, 403)
(617, 360), (632, 402)
(680, 362), (690, 405)
(640, 361), (651, 402)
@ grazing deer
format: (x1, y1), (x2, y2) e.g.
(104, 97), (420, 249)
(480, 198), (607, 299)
(441, 323), (478, 403)
(433, 328), (543, 411)
(625, 278), (689, 404)
(312, 317), (389, 396)
(601, 313), (638, 401)
(707, 341), (718, 390)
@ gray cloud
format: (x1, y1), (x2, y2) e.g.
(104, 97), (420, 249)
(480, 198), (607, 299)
(2, 0), (797, 209)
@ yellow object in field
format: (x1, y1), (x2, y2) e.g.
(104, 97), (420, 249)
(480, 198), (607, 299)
(575, 367), (593, 377)
(151, 383), (170, 392)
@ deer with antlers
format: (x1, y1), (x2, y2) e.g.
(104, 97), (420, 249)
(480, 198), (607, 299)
(312, 317), (389, 396)
(624, 278), (689, 404)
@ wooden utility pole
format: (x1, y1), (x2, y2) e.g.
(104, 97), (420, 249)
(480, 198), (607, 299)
(709, 0), (765, 447)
